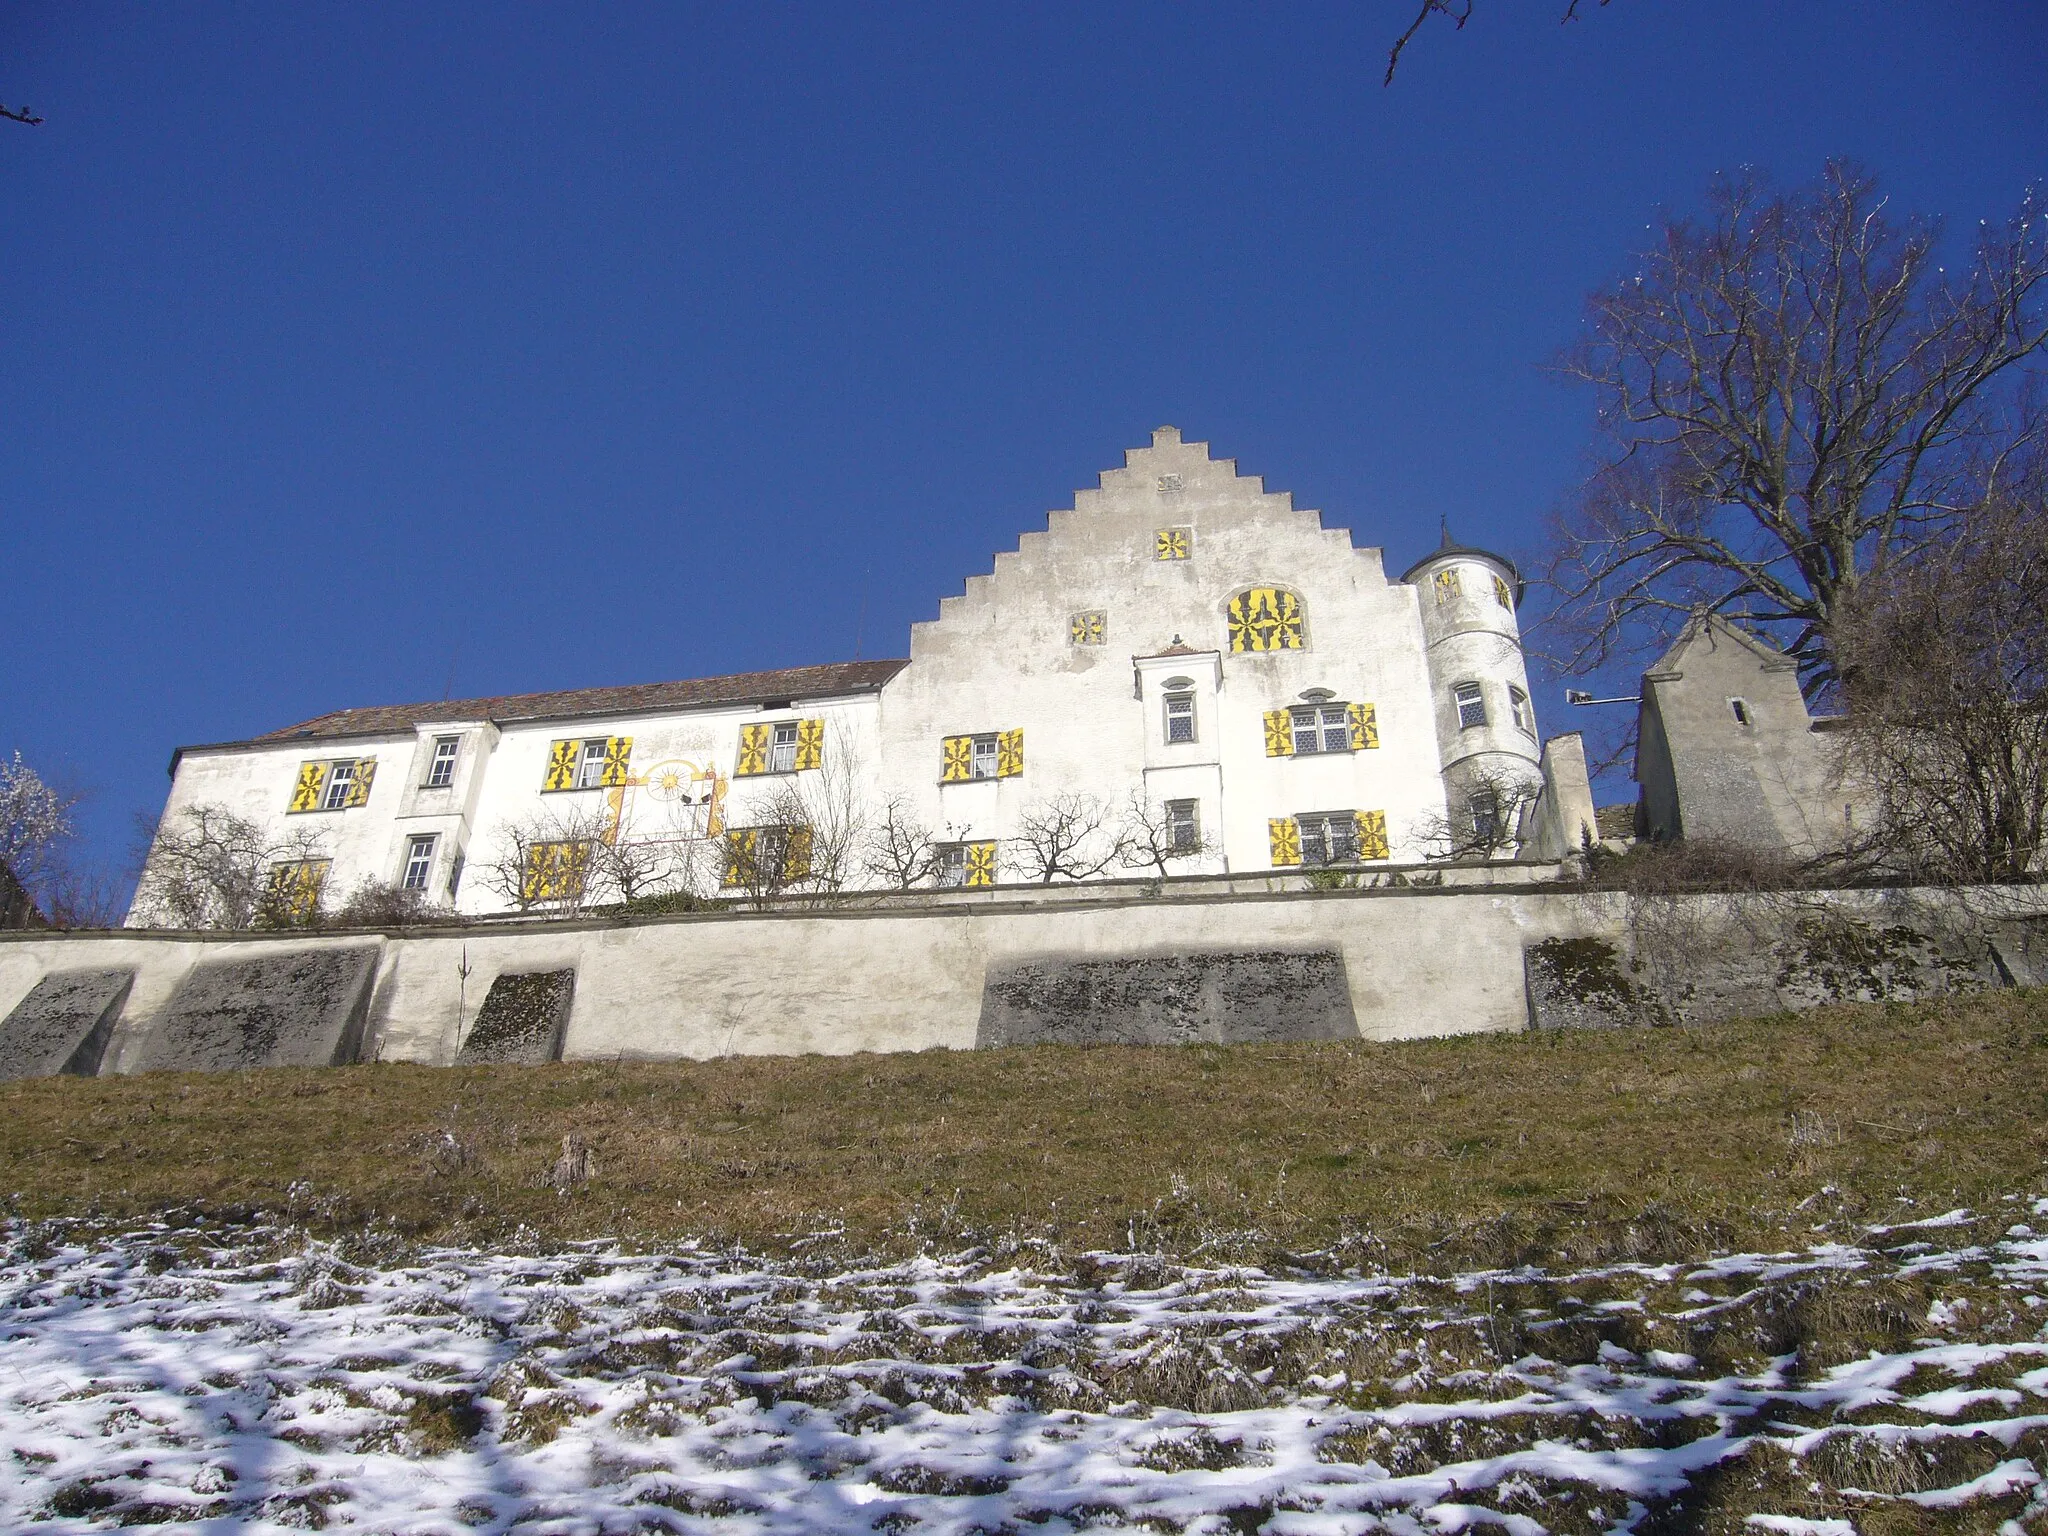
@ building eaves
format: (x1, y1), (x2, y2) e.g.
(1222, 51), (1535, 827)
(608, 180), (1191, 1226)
(167, 659), (909, 769)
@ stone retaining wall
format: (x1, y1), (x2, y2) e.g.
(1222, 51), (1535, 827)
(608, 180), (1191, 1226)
(2, 879), (2042, 1075)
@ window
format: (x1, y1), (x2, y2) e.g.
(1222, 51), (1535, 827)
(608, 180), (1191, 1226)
(425, 736), (459, 788)
(1227, 587), (1304, 652)
(1264, 702), (1377, 757)
(545, 736), (633, 790)
(263, 858), (330, 924)
(736, 720), (822, 776)
(933, 841), (997, 887)
(1433, 567), (1462, 604)
(720, 824), (814, 888)
(402, 834), (438, 891)
(1155, 526), (1192, 560)
(1730, 698), (1751, 726)
(521, 840), (589, 904)
(1157, 473), (1183, 495)
(1291, 704), (1351, 755)
(1493, 574), (1514, 611)
(1164, 691), (1196, 744)
(1469, 795), (1501, 846)
(942, 730), (1023, 782)
(1454, 682), (1488, 730)
(1508, 685), (1534, 736)
(289, 757), (377, 812)
(322, 761), (357, 810)
(1269, 810), (1390, 867)
(1297, 811), (1361, 866)
(1166, 799), (1200, 853)
(1070, 610), (1106, 646)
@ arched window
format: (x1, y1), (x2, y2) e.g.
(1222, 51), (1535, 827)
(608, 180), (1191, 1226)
(1227, 587), (1305, 653)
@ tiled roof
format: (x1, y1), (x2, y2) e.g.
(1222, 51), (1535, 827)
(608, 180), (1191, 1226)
(233, 659), (909, 746)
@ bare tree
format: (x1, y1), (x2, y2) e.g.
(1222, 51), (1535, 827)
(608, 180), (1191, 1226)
(1412, 764), (1546, 861)
(1831, 485), (2048, 884)
(585, 826), (684, 907)
(721, 723), (872, 903)
(131, 803), (332, 929)
(1385, 1), (1611, 85)
(477, 803), (611, 916)
(0, 752), (74, 903)
(1116, 791), (1215, 878)
(1008, 794), (1129, 883)
(862, 794), (943, 889)
(1544, 163), (2048, 696)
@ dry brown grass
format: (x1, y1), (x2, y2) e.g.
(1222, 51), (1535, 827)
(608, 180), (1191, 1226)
(4, 988), (2045, 1265)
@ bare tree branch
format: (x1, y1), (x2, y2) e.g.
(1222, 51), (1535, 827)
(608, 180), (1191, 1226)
(1385, 1), (1610, 86)
(1541, 162), (2048, 697)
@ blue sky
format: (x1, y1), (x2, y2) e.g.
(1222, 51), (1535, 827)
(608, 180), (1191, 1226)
(3, 2), (2044, 880)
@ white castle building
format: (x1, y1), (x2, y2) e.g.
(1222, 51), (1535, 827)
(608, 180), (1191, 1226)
(130, 428), (1598, 924)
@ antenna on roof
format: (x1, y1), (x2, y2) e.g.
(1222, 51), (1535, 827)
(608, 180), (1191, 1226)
(442, 640), (460, 702)
(853, 563), (872, 660)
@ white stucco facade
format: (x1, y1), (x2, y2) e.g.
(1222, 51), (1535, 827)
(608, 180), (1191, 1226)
(130, 428), (1574, 924)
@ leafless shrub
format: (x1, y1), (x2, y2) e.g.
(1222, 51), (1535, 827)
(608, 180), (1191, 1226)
(1008, 794), (1130, 884)
(331, 879), (461, 929)
(1831, 486), (2048, 885)
(130, 802), (333, 930)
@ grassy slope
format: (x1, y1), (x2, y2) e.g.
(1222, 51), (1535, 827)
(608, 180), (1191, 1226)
(4, 990), (2044, 1265)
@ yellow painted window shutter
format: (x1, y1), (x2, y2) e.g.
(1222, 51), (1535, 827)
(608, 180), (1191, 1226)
(1493, 574), (1513, 611)
(521, 840), (586, 902)
(264, 859), (327, 922)
(783, 826), (813, 882)
(1228, 588), (1304, 653)
(997, 729), (1024, 778)
(1263, 709), (1294, 757)
(795, 718), (825, 771)
(721, 827), (758, 887)
(736, 723), (770, 777)
(520, 845), (547, 902)
(964, 841), (996, 888)
(543, 739), (578, 791)
(288, 761), (329, 813)
(600, 736), (634, 786)
(1434, 568), (1462, 603)
(1356, 809), (1390, 860)
(344, 758), (377, 807)
(940, 735), (972, 783)
(1268, 817), (1301, 867)
(1347, 703), (1379, 750)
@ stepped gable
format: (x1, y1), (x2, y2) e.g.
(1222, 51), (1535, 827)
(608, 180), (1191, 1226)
(913, 426), (1374, 649)
(183, 660), (909, 752)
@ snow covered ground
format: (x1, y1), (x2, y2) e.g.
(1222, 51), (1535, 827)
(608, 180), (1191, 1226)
(4, 1202), (2048, 1533)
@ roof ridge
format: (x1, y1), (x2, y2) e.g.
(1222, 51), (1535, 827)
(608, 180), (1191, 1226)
(238, 658), (909, 746)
